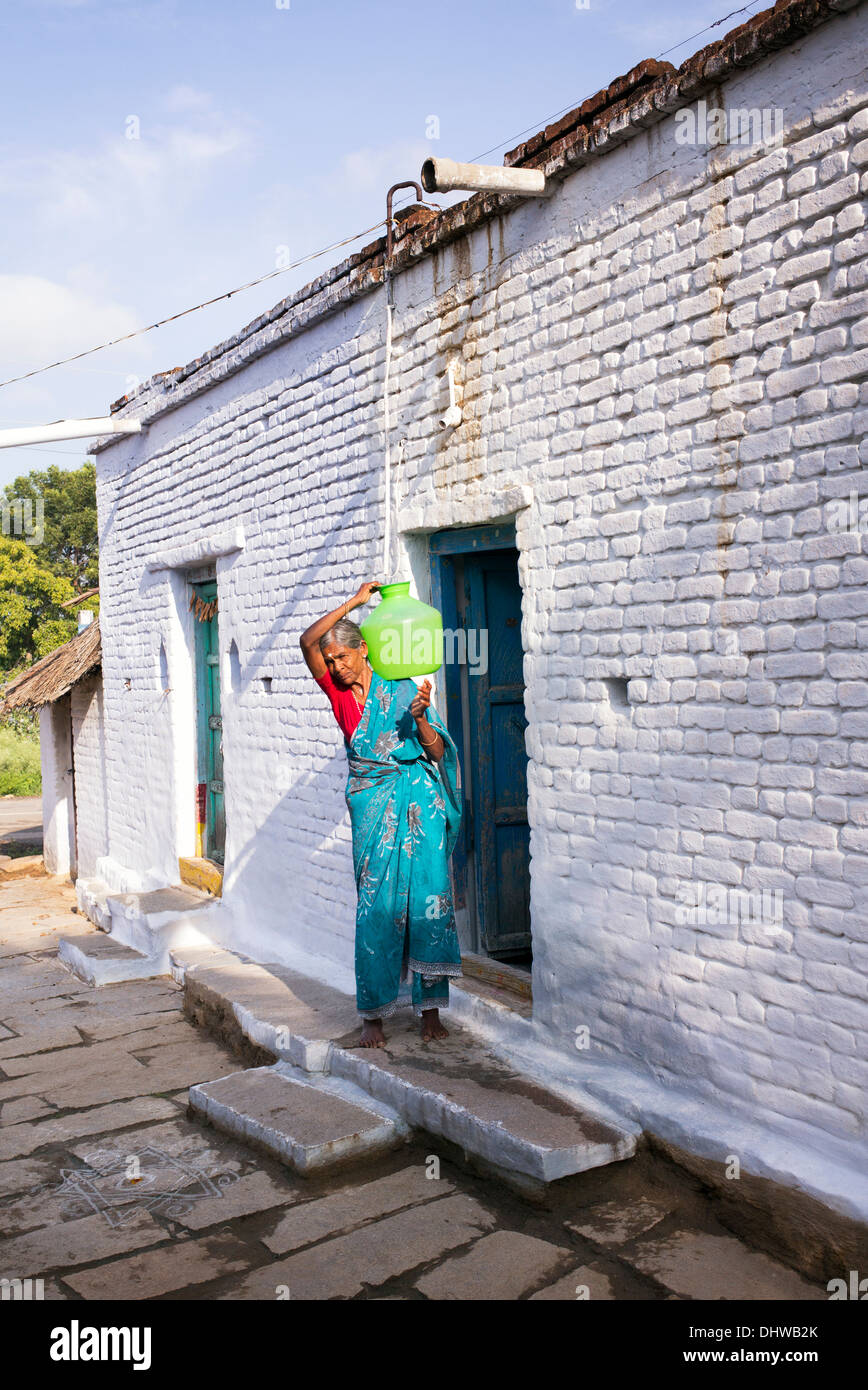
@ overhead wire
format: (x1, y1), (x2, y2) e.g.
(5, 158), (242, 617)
(0, 0), (769, 396)
(0, 220), (387, 392)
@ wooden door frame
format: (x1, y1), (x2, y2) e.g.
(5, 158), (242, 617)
(465, 546), (531, 956)
(188, 566), (224, 867)
(429, 521), (518, 952)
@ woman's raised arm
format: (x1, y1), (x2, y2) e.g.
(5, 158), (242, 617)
(298, 581), (382, 678)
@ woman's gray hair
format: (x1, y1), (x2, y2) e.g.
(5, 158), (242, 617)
(318, 617), (365, 655)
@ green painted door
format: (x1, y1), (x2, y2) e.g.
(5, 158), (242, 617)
(192, 579), (225, 865)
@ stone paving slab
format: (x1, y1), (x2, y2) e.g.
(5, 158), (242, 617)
(0, 1056), (154, 1109)
(530, 1264), (618, 1300)
(63, 1230), (254, 1300)
(1, 1034), (240, 1111)
(415, 1230), (574, 1300)
(1, 1117), (266, 1243)
(1, 1096), (55, 1124)
(628, 1229), (825, 1300)
(0, 963), (91, 1005)
(0, 1024), (193, 1078)
(190, 1064), (409, 1174)
(67, 1010), (185, 1043)
(0, 1096), (180, 1161)
(263, 1163), (453, 1255)
(567, 1196), (678, 1247)
(67, 1116), (235, 1164)
(217, 1192), (497, 1300)
(0, 1155), (59, 1198)
(0, 1206), (166, 1279)
(0, 1024), (88, 1060)
(1, 983), (183, 1030)
(1, 1181), (114, 1239)
(174, 1169), (300, 1232)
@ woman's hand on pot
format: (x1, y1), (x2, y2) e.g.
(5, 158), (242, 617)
(352, 580), (383, 607)
(410, 679), (432, 720)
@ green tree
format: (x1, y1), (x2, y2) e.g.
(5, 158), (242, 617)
(0, 536), (77, 674)
(2, 460), (98, 591)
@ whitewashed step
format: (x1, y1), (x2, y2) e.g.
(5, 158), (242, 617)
(173, 945), (638, 1186)
(58, 932), (164, 985)
(75, 879), (217, 963)
(330, 1021), (637, 1185)
(107, 884), (217, 960)
(190, 1062), (410, 1174)
(171, 945), (359, 1071)
(75, 877), (113, 931)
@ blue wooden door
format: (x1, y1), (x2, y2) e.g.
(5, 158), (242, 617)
(464, 548), (531, 957)
(191, 579), (225, 865)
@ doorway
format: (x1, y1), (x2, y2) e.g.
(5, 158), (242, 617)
(430, 524), (531, 966)
(188, 567), (225, 866)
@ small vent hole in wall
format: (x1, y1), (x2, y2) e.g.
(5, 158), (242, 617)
(603, 677), (630, 711)
(229, 640), (241, 694)
(159, 641), (169, 692)
(261, 676), (272, 694)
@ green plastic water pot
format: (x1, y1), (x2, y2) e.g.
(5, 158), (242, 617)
(359, 582), (443, 680)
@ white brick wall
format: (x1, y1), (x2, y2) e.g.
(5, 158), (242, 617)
(70, 673), (108, 879)
(93, 6), (868, 1190)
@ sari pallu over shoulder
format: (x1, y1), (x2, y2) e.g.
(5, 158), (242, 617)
(344, 670), (463, 1019)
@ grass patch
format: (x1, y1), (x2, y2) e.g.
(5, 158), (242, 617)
(0, 727), (41, 796)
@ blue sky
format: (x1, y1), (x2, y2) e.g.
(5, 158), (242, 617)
(0, 0), (766, 490)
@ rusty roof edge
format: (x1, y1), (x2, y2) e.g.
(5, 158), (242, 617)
(93, 0), (864, 449)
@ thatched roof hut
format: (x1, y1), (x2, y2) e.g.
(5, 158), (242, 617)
(0, 619), (101, 714)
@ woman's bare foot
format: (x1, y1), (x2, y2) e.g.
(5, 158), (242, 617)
(421, 1008), (448, 1041)
(359, 1018), (386, 1048)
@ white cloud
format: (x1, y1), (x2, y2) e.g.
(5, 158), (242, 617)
(164, 85), (213, 114)
(0, 96), (251, 243)
(0, 276), (140, 369)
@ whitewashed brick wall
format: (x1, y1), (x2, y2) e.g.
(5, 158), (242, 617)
(70, 673), (108, 879)
(93, 6), (868, 1182)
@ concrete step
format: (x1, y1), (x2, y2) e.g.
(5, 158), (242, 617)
(330, 1018), (636, 1186)
(171, 944), (359, 1071)
(172, 945), (639, 1187)
(75, 877), (113, 931)
(76, 878), (218, 969)
(58, 932), (164, 986)
(189, 1062), (410, 1175)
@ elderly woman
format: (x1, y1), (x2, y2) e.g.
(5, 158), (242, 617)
(300, 580), (463, 1047)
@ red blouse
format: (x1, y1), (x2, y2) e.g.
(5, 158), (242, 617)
(315, 668), (365, 741)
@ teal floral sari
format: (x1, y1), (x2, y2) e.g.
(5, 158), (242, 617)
(345, 670), (463, 1019)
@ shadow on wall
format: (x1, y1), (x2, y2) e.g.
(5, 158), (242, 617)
(219, 744), (359, 974)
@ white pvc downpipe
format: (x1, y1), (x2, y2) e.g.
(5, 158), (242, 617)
(421, 156), (552, 198)
(0, 417), (142, 449)
(382, 301), (394, 578)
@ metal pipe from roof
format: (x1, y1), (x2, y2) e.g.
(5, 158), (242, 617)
(385, 181), (425, 264)
(421, 157), (552, 198)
